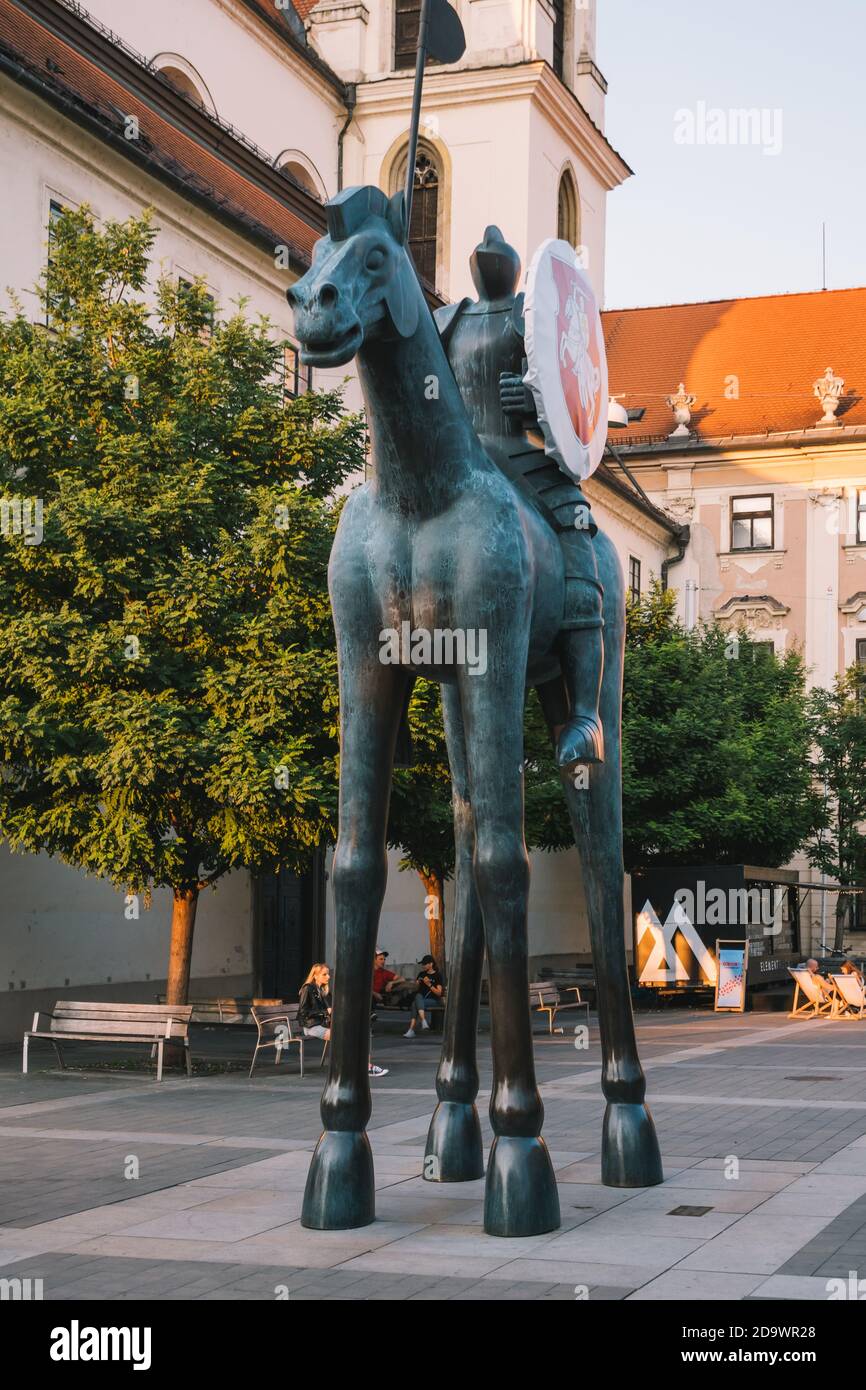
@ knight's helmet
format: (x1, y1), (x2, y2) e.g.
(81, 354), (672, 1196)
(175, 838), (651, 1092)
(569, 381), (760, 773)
(470, 226), (521, 302)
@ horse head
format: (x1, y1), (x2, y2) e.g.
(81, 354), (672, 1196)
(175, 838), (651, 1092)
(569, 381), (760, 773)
(287, 186), (421, 368)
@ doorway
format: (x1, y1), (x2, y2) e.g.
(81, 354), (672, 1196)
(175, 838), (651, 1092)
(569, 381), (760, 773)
(255, 851), (326, 1001)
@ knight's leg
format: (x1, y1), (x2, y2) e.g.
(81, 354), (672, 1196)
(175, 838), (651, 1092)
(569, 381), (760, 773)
(541, 536), (663, 1188)
(457, 665), (559, 1237)
(555, 532), (605, 768)
(424, 682), (484, 1182)
(301, 660), (412, 1230)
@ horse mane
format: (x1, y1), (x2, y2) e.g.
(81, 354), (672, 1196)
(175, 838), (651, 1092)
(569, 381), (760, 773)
(326, 186), (407, 246)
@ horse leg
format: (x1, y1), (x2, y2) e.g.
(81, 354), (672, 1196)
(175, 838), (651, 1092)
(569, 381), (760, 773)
(424, 682), (484, 1182)
(458, 665), (560, 1237)
(301, 660), (412, 1229)
(541, 530), (663, 1188)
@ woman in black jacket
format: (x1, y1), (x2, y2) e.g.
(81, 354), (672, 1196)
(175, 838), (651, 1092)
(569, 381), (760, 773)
(298, 964), (332, 1040)
(298, 963), (389, 1078)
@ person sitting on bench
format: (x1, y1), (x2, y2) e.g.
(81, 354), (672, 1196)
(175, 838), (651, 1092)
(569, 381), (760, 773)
(373, 949), (414, 1009)
(404, 955), (444, 1038)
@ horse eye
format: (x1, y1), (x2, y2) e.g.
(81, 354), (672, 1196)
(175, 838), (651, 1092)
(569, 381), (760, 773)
(366, 248), (387, 271)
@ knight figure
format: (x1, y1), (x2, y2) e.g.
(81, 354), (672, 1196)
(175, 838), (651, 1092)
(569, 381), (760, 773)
(434, 225), (605, 767)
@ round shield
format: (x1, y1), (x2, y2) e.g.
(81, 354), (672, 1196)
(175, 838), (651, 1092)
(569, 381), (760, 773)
(523, 239), (608, 481)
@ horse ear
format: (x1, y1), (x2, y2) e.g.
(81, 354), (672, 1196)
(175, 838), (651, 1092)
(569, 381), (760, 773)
(387, 190), (409, 245)
(384, 254), (420, 340)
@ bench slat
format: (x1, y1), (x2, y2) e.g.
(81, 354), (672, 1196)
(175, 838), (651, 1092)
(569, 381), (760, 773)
(46, 1018), (190, 1037)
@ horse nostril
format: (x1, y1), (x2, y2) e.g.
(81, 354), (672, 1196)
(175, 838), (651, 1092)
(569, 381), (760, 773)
(318, 282), (339, 310)
(286, 285), (300, 310)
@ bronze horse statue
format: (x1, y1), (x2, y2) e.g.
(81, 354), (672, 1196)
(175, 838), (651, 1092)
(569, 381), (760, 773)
(287, 185), (663, 1237)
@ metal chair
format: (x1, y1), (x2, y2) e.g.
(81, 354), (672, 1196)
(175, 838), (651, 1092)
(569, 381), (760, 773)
(249, 1003), (304, 1077)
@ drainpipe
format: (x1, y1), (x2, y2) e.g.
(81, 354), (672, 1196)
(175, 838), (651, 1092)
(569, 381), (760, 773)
(661, 523), (690, 591)
(337, 84), (357, 192)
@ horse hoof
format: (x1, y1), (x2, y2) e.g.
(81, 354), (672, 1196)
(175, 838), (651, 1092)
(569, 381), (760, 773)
(424, 1101), (484, 1182)
(483, 1136), (560, 1237)
(602, 1102), (664, 1187)
(556, 715), (604, 768)
(301, 1130), (375, 1229)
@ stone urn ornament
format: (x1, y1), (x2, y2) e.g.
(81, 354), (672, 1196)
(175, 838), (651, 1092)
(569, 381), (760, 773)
(813, 367), (844, 425)
(665, 382), (697, 437)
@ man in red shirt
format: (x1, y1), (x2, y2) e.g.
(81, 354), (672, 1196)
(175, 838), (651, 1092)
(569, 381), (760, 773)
(373, 949), (411, 1007)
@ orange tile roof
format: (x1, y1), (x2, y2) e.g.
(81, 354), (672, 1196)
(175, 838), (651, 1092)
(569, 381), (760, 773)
(0, 0), (323, 266)
(603, 288), (866, 446)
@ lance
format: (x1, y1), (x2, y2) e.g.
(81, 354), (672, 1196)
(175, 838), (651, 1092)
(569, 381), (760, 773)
(403, 0), (466, 231)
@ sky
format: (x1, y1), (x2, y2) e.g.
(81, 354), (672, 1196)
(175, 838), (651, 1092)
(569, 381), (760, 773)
(597, 0), (866, 308)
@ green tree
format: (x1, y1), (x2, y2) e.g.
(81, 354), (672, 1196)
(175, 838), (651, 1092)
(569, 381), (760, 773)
(805, 664), (866, 950)
(622, 582), (816, 870)
(0, 207), (364, 1005)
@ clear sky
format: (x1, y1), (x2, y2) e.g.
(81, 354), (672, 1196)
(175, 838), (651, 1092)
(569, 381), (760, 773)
(597, 0), (866, 309)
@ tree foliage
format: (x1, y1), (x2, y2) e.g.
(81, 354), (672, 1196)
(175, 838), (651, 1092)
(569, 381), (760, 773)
(622, 582), (817, 870)
(0, 208), (363, 922)
(805, 664), (866, 947)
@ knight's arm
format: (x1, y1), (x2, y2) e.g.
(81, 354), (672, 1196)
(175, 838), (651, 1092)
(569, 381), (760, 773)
(500, 293), (538, 422)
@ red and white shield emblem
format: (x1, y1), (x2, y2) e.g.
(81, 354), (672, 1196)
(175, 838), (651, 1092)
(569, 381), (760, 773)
(524, 240), (608, 481)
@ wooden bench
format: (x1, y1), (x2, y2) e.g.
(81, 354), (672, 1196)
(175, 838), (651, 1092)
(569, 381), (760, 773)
(155, 995), (283, 1025)
(529, 981), (590, 1034)
(23, 1002), (194, 1081)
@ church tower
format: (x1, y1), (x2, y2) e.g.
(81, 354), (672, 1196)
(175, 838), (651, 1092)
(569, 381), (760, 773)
(307, 1), (630, 303)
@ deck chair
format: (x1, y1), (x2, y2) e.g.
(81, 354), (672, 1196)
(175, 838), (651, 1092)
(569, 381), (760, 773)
(788, 967), (833, 1019)
(829, 973), (866, 1020)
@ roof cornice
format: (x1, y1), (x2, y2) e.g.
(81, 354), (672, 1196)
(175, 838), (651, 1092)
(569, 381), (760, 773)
(611, 427), (866, 462)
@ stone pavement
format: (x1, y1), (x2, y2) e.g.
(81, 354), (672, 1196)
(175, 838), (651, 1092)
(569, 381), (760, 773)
(1, 1010), (865, 1301)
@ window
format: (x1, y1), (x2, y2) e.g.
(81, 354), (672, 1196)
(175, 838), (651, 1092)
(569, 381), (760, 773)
(408, 151), (439, 288)
(731, 495), (774, 551)
(395, 0), (422, 70)
(552, 0), (566, 80)
(557, 169), (579, 248)
(46, 197), (73, 327)
(858, 490), (866, 544)
(178, 276), (215, 340)
(751, 641), (775, 661)
(280, 344), (312, 398)
(857, 639), (866, 667)
(280, 161), (322, 201)
(160, 66), (205, 105)
(628, 556), (641, 603)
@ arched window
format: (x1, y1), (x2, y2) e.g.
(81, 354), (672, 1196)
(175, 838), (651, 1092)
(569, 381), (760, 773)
(557, 168), (580, 248)
(407, 151), (439, 288)
(160, 66), (204, 105)
(151, 56), (216, 115)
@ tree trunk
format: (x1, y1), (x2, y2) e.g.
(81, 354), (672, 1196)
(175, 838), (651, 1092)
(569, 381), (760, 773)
(165, 887), (198, 1067)
(834, 890), (852, 954)
(421, 870), (446, 983)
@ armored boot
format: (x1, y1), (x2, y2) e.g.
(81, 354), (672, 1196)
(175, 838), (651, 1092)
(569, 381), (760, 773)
(517, 461), (605, 766)
(556, 571), (605, 767)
